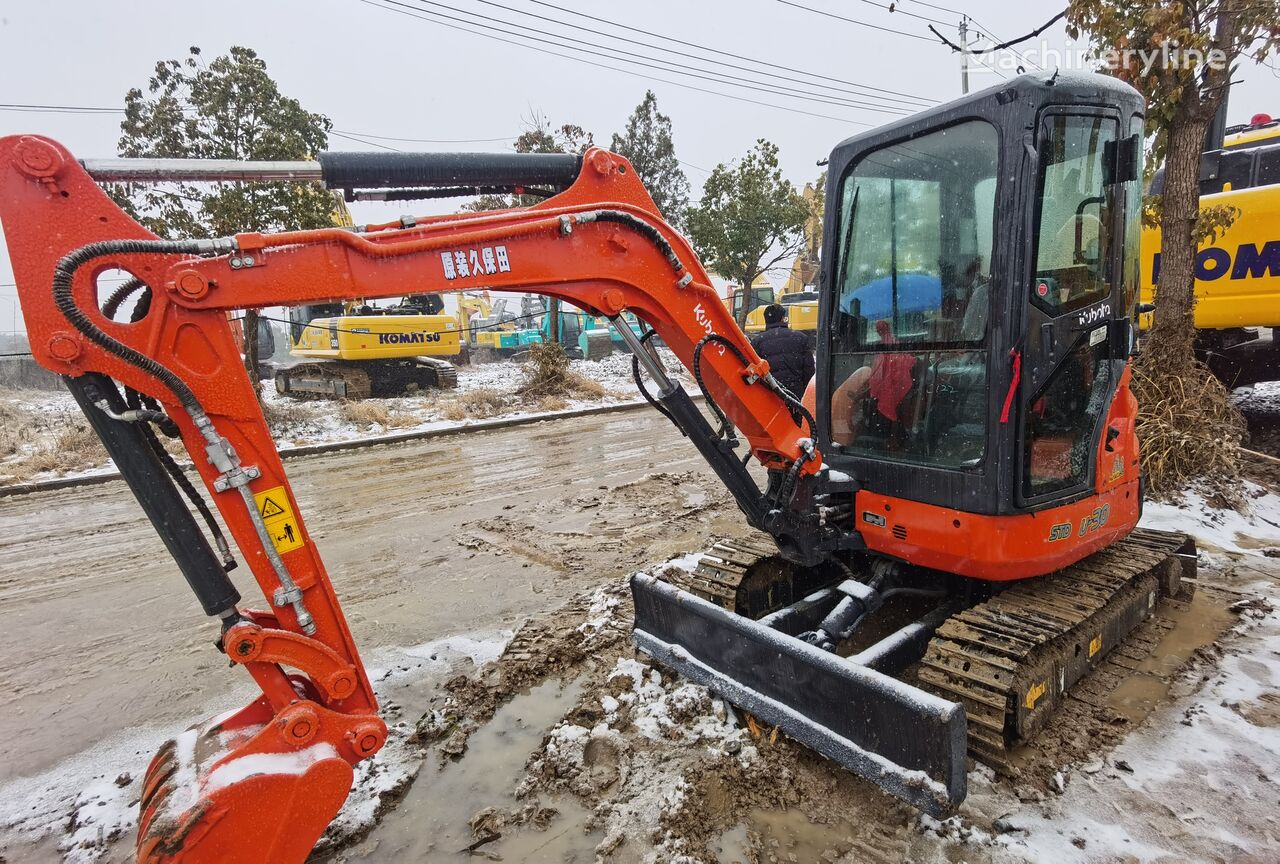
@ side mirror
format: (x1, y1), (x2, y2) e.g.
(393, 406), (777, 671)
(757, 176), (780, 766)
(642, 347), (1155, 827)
(1103, 134), (1141, 185)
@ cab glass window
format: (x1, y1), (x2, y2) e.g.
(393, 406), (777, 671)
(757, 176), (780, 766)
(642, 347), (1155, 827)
(1122, 115), (1144, 311)
(1259, 147), (1280, 187)
(829, 120), (998, 468)
(1023, 333), (1111, 497)
(1031, 115), (1117, 314)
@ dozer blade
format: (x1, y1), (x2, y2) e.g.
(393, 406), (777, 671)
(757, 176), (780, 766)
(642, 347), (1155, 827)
(631, 573), (967, 816)
(136, 696), (363, 863)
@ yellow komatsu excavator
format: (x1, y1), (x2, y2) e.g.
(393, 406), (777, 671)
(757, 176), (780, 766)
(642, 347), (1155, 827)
(276, 294), (460, 398)
(1140, 112), (1280, 383)
(274, 192), (464, 398)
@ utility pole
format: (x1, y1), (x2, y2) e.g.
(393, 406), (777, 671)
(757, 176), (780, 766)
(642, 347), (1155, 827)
(959, 16), (970, 94)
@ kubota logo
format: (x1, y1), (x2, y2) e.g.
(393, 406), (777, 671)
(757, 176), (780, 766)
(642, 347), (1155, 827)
(1151, 240), (1280, 283)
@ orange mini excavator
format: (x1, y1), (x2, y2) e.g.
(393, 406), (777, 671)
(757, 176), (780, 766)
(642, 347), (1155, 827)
(0, 72), (1194, 861)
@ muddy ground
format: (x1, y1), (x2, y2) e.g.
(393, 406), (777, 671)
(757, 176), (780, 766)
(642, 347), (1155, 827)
(325, 552), (1279, 864)
(0, 406), (748, 861)
(1, 405), (1279, 862)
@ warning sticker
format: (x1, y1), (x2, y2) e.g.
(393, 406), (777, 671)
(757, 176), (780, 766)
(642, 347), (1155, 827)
(252, 486), (306, 554)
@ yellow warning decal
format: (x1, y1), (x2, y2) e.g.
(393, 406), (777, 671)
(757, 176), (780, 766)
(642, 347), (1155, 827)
(252, 486), (305, 554)
(1024, 680), (1048, 711)
(1088, 635), (1103, 658)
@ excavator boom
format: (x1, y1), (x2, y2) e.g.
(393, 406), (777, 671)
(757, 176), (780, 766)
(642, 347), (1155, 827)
(0, 135), (835, 860)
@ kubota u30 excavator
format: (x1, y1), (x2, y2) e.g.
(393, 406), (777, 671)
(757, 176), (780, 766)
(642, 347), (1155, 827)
(0, 72), (1196, 861)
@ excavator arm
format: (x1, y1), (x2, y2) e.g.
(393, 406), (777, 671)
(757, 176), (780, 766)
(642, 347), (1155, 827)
(0, 136), (835, 861)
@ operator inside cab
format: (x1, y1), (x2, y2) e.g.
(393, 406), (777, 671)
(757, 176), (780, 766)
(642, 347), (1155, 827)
(827, 119), (997, 465)
(827, 110), (1128, 497)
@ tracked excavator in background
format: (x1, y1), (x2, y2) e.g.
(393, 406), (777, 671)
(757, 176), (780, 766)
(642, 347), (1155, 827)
(0, 72), (1196, 862)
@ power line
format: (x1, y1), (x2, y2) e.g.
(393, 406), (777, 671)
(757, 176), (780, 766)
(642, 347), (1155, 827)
(850, 0), (954, 27)
(902, 0), (965, 14)
(773, 0), (935, 42)
(930, 10), (1067, 54)
(329, 129), (401, 151)
(398, 0), (913, 116)
(0, 102), (520, 153)
(962, 15), (1044, 71)
(0, 102), (121, 114)
(525, 0), (934, 104)
(678, 159), (711, 176)
(337, 130), (517, 143)
(359, 0), (880, 127)
(486, 0), (932, 108)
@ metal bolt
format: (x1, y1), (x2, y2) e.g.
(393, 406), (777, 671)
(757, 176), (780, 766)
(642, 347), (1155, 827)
(241, 255), (254, 267)
(235, 640), (253, 657)
(229, 257), (242, 269)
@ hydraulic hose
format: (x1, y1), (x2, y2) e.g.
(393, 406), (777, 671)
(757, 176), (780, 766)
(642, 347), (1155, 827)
(575, 210), (686, 276)
(52, 239), (231, 416)
(100, 277), (147, 321)
(52, 237), (316, 634)
(630, 328), (679, 430)
(691, 332), (818, 443)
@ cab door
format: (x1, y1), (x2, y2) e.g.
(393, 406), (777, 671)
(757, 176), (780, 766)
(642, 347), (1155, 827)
(1017, 110), (1134, 506)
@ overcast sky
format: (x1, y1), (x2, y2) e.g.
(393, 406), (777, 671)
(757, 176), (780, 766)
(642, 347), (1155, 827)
(1, 0), (1276, 334)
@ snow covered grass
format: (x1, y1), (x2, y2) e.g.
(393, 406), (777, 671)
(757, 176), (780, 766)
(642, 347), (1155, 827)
(1141, 480), (1280, 554)
(0, 390), (106, 484)
(0, 351), (686, 487)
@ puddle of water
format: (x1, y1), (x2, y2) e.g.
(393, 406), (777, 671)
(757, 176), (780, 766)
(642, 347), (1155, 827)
(1107, 592), (1235, 723)
(718, 808), (854, 864)
(713, 823), (751, 864)
(351, 677), (599, 862)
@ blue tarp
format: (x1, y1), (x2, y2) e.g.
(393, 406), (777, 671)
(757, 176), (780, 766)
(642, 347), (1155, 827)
(841, 272), (941, 319)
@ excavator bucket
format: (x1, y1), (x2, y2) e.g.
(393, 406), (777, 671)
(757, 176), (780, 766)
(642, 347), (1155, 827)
(135, 696), (357, 863)
(631, 573), (967, 816)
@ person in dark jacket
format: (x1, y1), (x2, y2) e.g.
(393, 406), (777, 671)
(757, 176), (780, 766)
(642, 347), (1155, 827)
(750, 304), (815, 397)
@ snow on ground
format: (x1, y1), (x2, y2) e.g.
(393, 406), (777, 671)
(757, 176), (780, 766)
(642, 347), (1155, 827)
(1233, 379), (1280, 415)
(0, 630), (513, 863)
(961, 488), (1280, 863)
(261, 350), (673, 449)
(1142, 480), (1280, 554)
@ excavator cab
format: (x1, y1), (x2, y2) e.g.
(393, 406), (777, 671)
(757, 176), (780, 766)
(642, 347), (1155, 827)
(819, 72), (1146, 577)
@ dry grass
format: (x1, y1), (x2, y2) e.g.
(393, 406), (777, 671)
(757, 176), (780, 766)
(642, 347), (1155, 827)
(262, 400), (318, 429)
(0, 409), (107, 484)
(439, 387), (510, 421)
(339, 400), (419, 430)
(1133, 359), (1246, 502)
(517, 341), (607, 402)
(0, 399), (33, 458)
